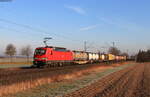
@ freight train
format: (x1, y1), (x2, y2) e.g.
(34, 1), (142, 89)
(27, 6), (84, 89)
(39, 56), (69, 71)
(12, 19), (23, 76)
(33, 46), (126, 67)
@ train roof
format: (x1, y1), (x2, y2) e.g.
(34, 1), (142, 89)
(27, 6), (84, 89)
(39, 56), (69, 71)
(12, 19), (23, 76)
(37, 46), (67, 49)
(72, 50), (85, 52)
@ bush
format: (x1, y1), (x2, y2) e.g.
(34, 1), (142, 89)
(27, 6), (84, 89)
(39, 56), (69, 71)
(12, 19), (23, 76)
(136, 50), (150, 62)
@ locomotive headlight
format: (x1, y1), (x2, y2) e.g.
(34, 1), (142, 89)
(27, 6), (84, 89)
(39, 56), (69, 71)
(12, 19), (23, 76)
(41, 58), (47, 60)
(34, 58), (47, 60)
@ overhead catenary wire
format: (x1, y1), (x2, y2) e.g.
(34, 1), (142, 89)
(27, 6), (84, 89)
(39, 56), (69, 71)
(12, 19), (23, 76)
(0, 18), (105, 52)
(0, 25), (43, 44)
(0, 18), (83, 43)
(0, 25), (80, 48)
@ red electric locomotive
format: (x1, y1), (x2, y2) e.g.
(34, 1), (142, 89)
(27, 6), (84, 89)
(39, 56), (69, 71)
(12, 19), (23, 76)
(33, 46), (73, 67)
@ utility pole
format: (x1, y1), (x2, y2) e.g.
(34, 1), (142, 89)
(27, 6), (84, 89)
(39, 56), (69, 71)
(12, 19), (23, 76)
(127, 49), (129, 54)
(127, 49), (129, 57)
(84, 41), (87, 52)
(112, 42), (115, 47)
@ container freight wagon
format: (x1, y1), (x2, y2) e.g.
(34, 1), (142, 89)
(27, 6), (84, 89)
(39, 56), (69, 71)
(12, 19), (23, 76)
(121, 56), (127, 61)
(108, 54), (115, 61)
(88, 52), (99, 63)
(123, 56), (127, 61)
(72, 51), (88, 64)
(115, 55), (127, 61)
(100, 54), (109, 62)
(34, 47), (73, 67)
(115, 56), (120, 61)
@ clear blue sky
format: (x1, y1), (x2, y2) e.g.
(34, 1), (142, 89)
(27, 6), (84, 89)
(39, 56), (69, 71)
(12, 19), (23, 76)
(0, 0), (150, 55)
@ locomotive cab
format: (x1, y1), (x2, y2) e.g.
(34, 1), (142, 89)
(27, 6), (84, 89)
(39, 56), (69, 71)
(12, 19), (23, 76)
(33, 47), (50, 67)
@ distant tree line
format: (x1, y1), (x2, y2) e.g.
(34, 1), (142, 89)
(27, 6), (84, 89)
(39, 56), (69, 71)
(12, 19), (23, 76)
(136, 50), (150, 62)
(4, 43), (33, 62)
(108, 46), (129, 57)
(108, 47), (121, 55)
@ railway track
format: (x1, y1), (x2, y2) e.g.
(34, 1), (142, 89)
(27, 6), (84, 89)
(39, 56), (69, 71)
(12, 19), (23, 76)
(64, 63), (150, 97)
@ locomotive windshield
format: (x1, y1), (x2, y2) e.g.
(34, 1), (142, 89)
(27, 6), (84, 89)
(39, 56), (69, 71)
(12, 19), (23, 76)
(54, 47), (67, 52)
(35, 49), (46, 55)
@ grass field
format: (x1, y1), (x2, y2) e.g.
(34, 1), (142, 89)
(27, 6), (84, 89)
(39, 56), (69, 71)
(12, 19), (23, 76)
(0, 62), (32, 68)
(0, 58), (33, 68)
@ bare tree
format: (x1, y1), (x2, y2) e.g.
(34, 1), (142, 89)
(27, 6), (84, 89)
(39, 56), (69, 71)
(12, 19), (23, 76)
(108, 47), (121, 55)
(5, 44), (16, 62)
(121, 52), (129, 57)
(21, 45), (32, 62)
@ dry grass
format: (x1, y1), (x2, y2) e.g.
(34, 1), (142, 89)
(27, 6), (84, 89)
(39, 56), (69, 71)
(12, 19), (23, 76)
(10, 63), (135, 97)
(0, 64), (112, 96)
(0, 62), (134, 97)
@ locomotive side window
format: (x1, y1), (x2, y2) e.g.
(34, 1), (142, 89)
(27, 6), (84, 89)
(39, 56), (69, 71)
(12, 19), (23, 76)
(35, 49), (46, 55)
(54, 47), (68, 52)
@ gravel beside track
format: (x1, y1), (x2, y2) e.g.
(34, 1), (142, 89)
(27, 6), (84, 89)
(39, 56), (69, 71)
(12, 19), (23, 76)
(64, 63), (150, 97)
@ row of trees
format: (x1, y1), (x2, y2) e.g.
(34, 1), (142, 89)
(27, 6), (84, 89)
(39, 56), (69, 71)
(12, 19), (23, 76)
(108, 46), (129, 57)
(136, 50), (150, 62)
(5, 44), (32, 62)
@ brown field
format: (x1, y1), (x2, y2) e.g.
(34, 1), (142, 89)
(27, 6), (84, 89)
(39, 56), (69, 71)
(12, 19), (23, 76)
(64, 63), (150, 97)
(0, 62), (130, 97)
